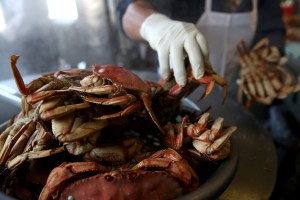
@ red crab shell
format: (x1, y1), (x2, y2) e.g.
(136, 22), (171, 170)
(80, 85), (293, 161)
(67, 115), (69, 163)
(60, 170), (183, 200)
(93, 64), (151, 94)
(92, 64), (165, 133)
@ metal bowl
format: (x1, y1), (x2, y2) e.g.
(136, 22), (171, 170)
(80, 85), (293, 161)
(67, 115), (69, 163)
(0, 99), (238, 200)
(0, 70), (238, 199)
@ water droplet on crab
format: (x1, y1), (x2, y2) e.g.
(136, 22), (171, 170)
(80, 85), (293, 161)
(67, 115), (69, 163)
(67, 195), (75, 200)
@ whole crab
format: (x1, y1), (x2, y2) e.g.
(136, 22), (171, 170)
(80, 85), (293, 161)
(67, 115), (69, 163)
(39, 148), (199, 200)
(1, 56), (155, 171)
(10, 55), (92, 116)
(162, 113), (237, 161)
(69, 64), (164, 133)
(237, 38), (300, 107)
(0, 56), (104, 171)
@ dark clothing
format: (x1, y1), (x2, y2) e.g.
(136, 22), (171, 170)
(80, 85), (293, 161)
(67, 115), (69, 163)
(117, 0), (286, 54)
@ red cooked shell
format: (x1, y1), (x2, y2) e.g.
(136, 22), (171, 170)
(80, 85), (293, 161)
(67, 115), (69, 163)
(93, 64), (150, 93)
(60, 170), (183, 200)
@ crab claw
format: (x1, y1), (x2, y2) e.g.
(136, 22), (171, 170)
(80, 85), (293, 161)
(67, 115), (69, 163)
(186, 112), (210, 138)
(203, 68), (228, 103)
(193, 125), (237, 160)
(133, 148), (199, 187)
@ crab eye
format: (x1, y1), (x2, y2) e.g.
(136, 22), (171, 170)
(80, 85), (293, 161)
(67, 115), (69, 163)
(67, 195), (75, 200)
(105, 174), (114, 182)
(129, 172), (137, 179)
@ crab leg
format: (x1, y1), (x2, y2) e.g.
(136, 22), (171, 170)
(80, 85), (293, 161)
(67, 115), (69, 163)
(10, 55), (53, 95)
(237, 77), (252, 104)
(192, 117), (224, 142)
(10, 55), (74, 104)
(82, 138), (141, 163)
(162, 115), (188, 150)
(202, 68), (228, 102)
(94, 103), (142, 120)
(207, 141), (231, 160)
(252, 38), (269, 51)
(81, 91), (160, 132)
(264, 46), (281, 62)
(55, 120), (108, 143)
(269, 73), (282, 91)
(211, 73), (227, 102)
(237, 40), (249, 60)
(185, 112), (210, 138)
(54, 68), (92, 78)
(6, 122), (42, 163)
(27, 89), (73, 104)
(23, 123), (54, 152)
(0, 120), (23, 151)
(252, 72), (266, 97)
(65, 131), (102, 156)
(255, 96), (273, 105)
(70, 85), (124, 96)
(196, 75), (215, 97)
(6, 146), (66, 171)
(39, 96), (67, 114)
(260, 73), (276, 97)
(133, 148), (199, 186)
(277, 68), (295, 98)
(20, 95), (34, 117)
(0, 119), (36, 166)
(82, 94), (137, 106)
(245, 73), (257, 96)
(192, 125), (237, 158)
(247, 74), (265, 96)
(40, 101), (91, 121)
(140, 93), (165, 134)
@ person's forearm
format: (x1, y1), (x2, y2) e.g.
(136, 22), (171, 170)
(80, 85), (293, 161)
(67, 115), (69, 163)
(122, 0), (158, 40)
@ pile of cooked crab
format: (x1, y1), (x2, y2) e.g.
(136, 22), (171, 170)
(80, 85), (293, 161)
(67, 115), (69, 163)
(0, 55), (237, 200)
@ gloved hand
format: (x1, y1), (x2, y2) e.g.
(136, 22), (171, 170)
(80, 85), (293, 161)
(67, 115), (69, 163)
(140, 13), (210, 86)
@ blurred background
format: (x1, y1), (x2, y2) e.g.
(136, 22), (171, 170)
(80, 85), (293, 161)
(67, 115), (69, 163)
(0, 0), (159, 123)
(0, 0), (157, 81)
(0, 0), (299, 122)
(0, 0), (299, 81)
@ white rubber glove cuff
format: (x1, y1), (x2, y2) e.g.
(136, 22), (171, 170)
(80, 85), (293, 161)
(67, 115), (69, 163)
(140, 13), (174, 50)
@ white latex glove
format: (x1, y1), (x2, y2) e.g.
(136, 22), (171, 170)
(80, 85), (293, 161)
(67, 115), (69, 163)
(140, 13), (209, 86)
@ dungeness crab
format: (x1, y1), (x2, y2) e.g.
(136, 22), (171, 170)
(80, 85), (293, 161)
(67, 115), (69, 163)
(69, 64), (164, 133)
(237, 38), (300, 107)
(162, 113), (237, 161)
(39, 149), (199, 200)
